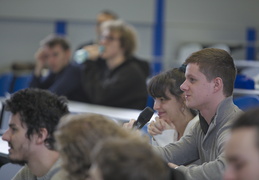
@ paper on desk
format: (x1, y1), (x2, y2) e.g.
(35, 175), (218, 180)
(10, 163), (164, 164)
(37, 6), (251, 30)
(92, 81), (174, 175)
(0, 137), (9, 155)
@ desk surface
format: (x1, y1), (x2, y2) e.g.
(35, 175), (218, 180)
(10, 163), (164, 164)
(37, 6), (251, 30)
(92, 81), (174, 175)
(0, 135), (8, 151)
(235, 60), (259, 69)
(234, 88), (259, 96)
(0, 136), (8, 158)
(68, 101), (144, 122)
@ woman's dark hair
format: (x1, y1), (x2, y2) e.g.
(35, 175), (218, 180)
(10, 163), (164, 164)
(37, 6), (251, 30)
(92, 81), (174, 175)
(148, 68), (197, 116)
(147, 68), (185, 101)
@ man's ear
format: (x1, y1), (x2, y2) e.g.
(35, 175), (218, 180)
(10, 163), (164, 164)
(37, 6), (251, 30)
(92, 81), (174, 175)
(213, 77), (223, 93)
(35, 128), (48, 145)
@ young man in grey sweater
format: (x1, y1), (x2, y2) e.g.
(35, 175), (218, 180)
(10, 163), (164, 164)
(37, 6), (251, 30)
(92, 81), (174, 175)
(151, 48), (242, 180)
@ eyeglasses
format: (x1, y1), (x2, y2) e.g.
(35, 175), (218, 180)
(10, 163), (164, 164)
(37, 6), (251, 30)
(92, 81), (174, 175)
(100, 35), (120, 42)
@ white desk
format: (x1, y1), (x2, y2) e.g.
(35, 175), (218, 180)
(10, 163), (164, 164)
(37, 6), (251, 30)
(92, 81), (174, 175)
(235, 60), (259, 69)
(69, 101), (144, 122)
(0, 137), (8, 156)
(0, 136), (9, 166)
(234, 88), (259, 96)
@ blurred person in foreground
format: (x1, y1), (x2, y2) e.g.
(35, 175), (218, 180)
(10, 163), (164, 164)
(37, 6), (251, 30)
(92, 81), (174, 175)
(88, 137), (185, 180)
(2, 88), (69, 180)
(224, 108), (259, 180)
(30, 35), (87, 102)
(54, 113), (141, 180)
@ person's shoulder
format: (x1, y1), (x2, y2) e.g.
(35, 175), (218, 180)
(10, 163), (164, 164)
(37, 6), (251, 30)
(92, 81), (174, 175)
(51, 169), (69, 180)
(12, 165), (35, 180)
(185, 116), (199, 133)
(183, 115), (200, 137)
(130, 56), (150, 78)
(62, 62), (82, 74)
(122, 58), (148, 76)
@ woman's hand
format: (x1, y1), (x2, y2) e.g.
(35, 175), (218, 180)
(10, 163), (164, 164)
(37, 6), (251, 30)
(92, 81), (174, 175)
(148, 117), (175, 136)
(122, 119), (136, 130)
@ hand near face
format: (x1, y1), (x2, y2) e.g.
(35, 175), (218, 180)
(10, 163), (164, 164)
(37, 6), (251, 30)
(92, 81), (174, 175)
(35, 47), (48, 65)
(122, 119), (135, 129)
(148, 117), (175, 136)
(82, 44), (101, 60)
(168, 162), (178, 169)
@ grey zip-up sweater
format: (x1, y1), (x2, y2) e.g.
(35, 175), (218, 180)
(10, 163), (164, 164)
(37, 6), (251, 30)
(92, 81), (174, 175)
(153, 96), (242, 180)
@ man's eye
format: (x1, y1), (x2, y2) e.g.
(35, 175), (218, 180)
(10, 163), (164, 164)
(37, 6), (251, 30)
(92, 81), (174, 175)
(160, 98), (165, 101)
(234, 162), (245, 171)
(190, 78), (196, 82)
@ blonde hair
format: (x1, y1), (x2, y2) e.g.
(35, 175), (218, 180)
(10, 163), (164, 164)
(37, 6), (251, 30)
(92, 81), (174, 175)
(91, 137), (171, 180)
(55, 113), (139, 180)
(101, 20), (137, 57)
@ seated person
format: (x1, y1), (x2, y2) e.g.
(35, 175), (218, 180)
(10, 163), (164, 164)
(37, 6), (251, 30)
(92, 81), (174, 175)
(124, 48), (242, 179)
(147, 68), (198, 146)
(224, 108), (259, 180)
(1, 88), (69, 180)
(76, 9), (119, 49)
(54, 113), (141, 180)
(81, 20), (148, 110)
(75, 10), (150, 78)
(124, 68), (198, 147)
(30, 35), (87, 102)
(89, 137), (185, 180)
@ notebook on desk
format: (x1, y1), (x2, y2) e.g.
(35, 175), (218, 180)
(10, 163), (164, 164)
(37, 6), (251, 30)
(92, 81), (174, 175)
(0, 102), (11, 136)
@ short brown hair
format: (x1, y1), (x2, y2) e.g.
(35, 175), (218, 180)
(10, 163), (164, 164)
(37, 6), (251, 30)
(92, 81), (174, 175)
(40, 34), (70, 51)
(55, 113), (137, 180)
(184, 48), (236, 97)
(101, 20), (137, 57)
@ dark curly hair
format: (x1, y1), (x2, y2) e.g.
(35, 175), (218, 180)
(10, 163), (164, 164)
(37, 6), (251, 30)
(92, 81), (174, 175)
(5, 88), (69, 150)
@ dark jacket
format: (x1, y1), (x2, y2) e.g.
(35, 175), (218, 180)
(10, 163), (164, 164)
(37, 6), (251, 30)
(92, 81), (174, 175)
(81, 57), (148, 110)
(30, 62), (87, 102)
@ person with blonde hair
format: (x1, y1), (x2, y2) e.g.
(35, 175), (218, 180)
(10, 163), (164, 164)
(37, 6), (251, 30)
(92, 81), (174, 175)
(54, 113), (140, 180)
(81, 20), (148, 110)
(88, 137), (185, 180)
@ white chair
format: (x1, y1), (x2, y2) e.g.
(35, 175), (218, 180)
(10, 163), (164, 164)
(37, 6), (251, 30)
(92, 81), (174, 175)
(177, 43), (203, 64)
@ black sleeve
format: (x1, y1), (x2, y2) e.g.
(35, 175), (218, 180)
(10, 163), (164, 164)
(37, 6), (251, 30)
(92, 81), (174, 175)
(82, 60), (147, 109)
(29, 73), (55, 89)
